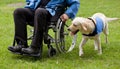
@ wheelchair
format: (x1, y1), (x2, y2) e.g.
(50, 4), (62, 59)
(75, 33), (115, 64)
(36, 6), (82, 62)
(11, 6), (72, 57)
(27, 13), (71, 57)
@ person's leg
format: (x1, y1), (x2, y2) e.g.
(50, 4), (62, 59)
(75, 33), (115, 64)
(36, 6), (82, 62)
(22, 8), (51, 57)
(8, 8), (34, 53)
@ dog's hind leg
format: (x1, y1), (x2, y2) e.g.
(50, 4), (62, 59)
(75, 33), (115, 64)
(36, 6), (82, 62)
(103, 22), (109, 43)
(94, 40), (98, 51)
(79, 37), (88, 56)
(95, 36), (102, 55)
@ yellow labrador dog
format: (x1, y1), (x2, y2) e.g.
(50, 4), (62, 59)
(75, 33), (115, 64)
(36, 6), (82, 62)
(68, 13), (119, 56)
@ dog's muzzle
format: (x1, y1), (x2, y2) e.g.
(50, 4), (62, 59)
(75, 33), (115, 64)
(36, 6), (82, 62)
(67, 28), (71, 31)
(67, 28), (79, 35)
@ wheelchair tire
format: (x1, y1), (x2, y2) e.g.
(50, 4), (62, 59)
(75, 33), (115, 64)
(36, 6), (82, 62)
(48, 46), (56, 57)
(55, 19), (68, 53)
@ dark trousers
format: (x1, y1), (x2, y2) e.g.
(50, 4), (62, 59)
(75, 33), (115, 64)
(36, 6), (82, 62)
(13, 8), (51, 48)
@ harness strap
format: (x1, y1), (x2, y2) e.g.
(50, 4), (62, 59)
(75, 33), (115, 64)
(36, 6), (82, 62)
(82, 18), (97, 36)
(87, 18), (96, 26)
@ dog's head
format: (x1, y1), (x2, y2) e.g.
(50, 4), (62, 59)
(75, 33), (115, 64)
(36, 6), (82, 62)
(68, 17), (88, 35)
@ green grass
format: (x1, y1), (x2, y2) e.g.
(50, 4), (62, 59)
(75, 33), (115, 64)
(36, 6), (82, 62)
(0, 0), (120, 69)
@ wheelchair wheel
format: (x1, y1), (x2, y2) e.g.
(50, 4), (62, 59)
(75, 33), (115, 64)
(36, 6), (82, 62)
(55, 19), (69, 53)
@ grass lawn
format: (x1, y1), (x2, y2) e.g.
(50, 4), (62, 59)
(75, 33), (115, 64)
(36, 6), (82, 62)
(0, 0), (120, 69)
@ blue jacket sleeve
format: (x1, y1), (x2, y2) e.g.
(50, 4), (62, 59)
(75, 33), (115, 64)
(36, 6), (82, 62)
(65, 0), (80, 19)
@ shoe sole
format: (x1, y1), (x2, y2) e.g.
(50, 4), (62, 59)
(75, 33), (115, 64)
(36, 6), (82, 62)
(22, 53), (41, 57)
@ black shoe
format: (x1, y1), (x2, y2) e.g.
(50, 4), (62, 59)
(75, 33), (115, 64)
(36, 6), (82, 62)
(8, 45), (28, 54)
(22, 47), (42, 57)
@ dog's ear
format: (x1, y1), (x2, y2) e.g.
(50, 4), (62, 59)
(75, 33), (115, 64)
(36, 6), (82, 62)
(80, 23), (87, 31)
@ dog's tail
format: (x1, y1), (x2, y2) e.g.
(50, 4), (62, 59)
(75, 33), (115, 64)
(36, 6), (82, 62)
(106, 17), (119, 22)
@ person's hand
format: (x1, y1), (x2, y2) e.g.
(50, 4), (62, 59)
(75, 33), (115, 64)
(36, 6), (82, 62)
(60, 14), (69, 22)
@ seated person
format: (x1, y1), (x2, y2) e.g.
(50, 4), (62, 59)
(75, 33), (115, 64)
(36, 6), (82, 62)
(8, 0), (80, 57)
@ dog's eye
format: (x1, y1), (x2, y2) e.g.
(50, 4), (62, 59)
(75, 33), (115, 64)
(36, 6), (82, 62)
(73, 24), (77, 27)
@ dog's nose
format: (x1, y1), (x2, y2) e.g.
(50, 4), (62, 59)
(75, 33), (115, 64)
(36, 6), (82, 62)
(67, 28), (71, 31)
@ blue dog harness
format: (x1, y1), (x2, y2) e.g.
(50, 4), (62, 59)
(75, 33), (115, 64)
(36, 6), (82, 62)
(83, 17), (104, 36)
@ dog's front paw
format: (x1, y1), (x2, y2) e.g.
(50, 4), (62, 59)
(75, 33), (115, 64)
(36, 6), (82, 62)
(67, 45), (75, 52)
(67, 48), (72, 52)
(79, 50), (84, 56)
(98, 50), (102, 55)
(94, 46), (98, 51)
